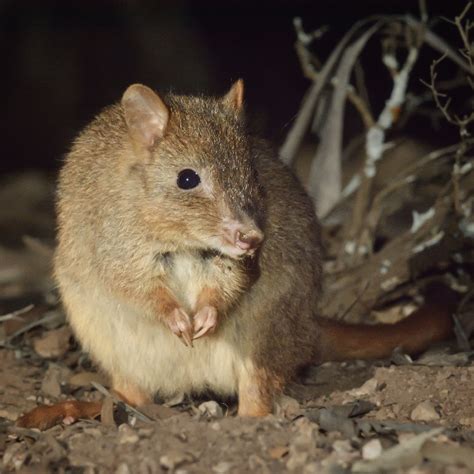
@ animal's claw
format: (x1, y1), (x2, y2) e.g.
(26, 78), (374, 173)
(167, 308), (194, 347)
(193, 306), (218, 340)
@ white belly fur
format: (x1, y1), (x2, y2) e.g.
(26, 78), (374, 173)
(166, 253), (208, 312)
(62, 279), (245, 398)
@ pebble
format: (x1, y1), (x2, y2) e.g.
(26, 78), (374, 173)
(0, 406), (21, 421)
(138, 427), (155, 438)
(82, 428), (104, 439)
(349, 378), (378, 397)
(118, 424), (139, 444)
(212, 461), (234, 473)
(332, 439), (353, 454)
(293, 416), (318, 436)
(362, 439), (383, 460)
(302, 462), (321, 474)
(160, 451), (192, 470)
(41, 363), (71, 398)
(410, 400), (440, 421)
(33, 326), (72, 359)
(115, 463), (131, 474)
(275, 395), (300, 418)
(269, 445), (289, 459)
(198, 400), (224, 418)
(286, 433), (313, 471)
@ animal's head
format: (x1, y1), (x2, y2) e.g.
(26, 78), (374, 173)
(121, 81), (264, 258)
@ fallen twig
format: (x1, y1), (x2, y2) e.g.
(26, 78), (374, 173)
(0, 304), (34, 322)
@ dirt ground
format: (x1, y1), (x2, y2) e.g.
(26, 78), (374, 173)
(1, 337), (474, 473)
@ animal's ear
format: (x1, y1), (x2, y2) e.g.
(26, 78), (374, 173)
(222, 79), (244, 112)
(121, 84), (169, 149)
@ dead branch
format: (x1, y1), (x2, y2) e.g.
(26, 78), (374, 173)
(308, 22), (383, 218)
(344, 25), (422, 261)
(406, 14), (473, 75)
(279, 18), (380, 166)
(323, 167), (474, 322)
(287, 8), (474, 329)
(294, 18), (375, 130)
(421, 4), (474, 214)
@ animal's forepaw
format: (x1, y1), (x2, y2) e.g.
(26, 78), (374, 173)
(167, 307), (194, 347)
(193, 305), (218, 340)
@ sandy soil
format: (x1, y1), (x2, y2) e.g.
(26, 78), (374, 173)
(1, 338), (474, 473)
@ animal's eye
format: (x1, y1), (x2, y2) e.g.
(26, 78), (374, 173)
(177, 169), (201, 190)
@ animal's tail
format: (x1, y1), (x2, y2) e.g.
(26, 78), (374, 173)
(316, 283), (457, 363)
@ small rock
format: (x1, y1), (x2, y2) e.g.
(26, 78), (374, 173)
(269, 445), (289, 459)
(41, 363), (71, 398)
(327, 439), (359, 466)
(286, 433), (313, 471)
(302, 462), (321, 474)
(410, 400), (440, 422)
(164, 392), (185, 407)
(275, 395), (300, 419)
(362, 439), (383, 460)
(33, 326), (72, 358)
(118, 424), (139, 444)
(293, 416), (318, 436)
(349, 378), (378, 397)
(115, 463), (131, 474)
(286, 450), (309, 471)
(0, 406), (21, 421)
(198, 401), (224, 418)
(82, 428), (104, 439)
(138, 427), (155, 438)
(332, 439), (353, 454)
(212, 461), (234, 473)
(160, 451), (193, 470)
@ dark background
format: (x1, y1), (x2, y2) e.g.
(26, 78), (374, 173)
(0, 0), (465, 174)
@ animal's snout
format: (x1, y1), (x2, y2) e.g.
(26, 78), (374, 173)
(223, 220), (264, 254)
(235, 229), (263, 251)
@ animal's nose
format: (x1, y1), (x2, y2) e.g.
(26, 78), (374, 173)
(223, 221), (264, 252)
(235, 229), (263, 251)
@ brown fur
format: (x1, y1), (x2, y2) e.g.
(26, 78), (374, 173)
(39, 82), (453, 426)
(316, 284), (456, 363)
